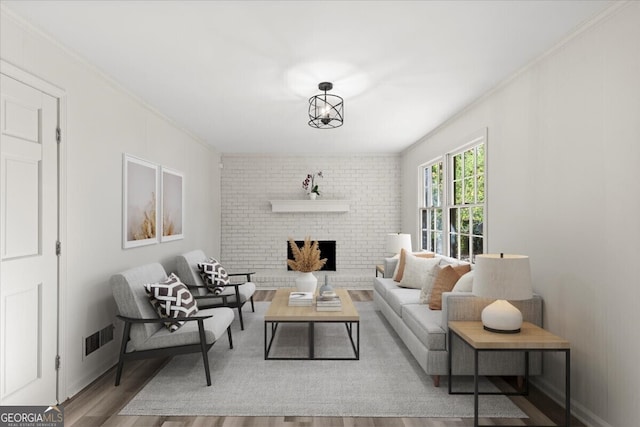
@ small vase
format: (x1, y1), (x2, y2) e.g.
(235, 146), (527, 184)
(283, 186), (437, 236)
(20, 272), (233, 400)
(309, 193), (317, 200)
(295, 272), (317, 293)
(319, 275), (333, 295)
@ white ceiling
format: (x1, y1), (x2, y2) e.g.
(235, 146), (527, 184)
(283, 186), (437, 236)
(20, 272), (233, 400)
(2, 0), (612, 154)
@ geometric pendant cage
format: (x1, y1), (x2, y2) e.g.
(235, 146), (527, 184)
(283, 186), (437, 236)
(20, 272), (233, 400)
(308, 82), (344, 129)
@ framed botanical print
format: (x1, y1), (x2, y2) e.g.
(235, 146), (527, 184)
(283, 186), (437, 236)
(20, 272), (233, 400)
(160, 167), (184, 242)
(123, 154), (159, 248)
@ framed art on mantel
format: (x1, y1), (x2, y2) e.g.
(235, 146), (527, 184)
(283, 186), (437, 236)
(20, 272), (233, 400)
(160, 167), (184, 242)
(123, 154), (159, 249)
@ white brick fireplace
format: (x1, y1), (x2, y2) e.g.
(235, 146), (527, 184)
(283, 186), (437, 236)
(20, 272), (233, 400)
(220, 154), (402, 288)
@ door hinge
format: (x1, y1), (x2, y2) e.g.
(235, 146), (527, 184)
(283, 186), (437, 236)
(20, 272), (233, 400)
(55, 355), (61, 371)
(56, 127), (61, 144)
(56, 241), (61, 256)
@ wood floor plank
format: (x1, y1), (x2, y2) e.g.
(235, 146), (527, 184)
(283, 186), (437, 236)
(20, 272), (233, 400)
(62, 290), (579, 427)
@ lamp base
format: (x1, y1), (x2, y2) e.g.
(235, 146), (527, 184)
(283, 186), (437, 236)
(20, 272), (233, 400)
(481, 299), (523, 334)
(482, 325), (521, 334)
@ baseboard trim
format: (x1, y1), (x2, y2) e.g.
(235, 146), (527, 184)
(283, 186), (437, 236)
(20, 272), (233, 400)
(531, 377), (613, 427)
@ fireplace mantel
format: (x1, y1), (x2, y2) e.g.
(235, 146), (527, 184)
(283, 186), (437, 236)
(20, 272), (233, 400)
(270, 200), (350, 213)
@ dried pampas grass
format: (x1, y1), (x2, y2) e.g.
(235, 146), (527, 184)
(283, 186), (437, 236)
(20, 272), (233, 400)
(287, 237), (327, 272)
(133, 193), (156, 240)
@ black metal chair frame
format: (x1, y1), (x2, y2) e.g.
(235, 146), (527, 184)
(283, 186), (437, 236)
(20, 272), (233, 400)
(115, 314), (233, 387)
(192, 272), (256, 330)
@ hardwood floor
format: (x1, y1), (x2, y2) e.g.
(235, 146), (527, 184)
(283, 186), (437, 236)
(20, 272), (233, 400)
(62, 290), (581, 427)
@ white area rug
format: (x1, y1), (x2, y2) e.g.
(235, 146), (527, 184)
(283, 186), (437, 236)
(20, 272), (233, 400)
(120, 302), (526, 418)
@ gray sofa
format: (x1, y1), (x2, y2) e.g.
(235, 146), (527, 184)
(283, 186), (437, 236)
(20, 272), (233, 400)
(374, 255), (543, 386)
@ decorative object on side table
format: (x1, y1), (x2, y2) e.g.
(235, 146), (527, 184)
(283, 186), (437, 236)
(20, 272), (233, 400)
(287, 237), (327, 293)
(302, 170), (323, 199)
(472, 253), (533, 333)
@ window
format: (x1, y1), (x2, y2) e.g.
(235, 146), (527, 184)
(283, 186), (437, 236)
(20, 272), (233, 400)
(420, 135), (486, 261)
(421, 161), (443, 253)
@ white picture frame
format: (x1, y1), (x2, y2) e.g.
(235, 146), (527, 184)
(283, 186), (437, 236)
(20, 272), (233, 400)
(160, 167), (184, 242)
(123, 154), (159, 249)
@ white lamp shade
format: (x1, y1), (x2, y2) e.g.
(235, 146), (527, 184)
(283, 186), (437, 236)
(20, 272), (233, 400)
(385, 233), (412, 255)
(472, 254), (533, 301)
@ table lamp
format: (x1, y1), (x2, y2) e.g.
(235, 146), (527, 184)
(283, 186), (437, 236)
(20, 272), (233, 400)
(472, 253), (532, 333)
(385, 233), (412, 256)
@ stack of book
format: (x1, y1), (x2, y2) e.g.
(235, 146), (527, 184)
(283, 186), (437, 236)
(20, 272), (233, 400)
(316, 294), (342, 311)
(288, 291), (314, 306)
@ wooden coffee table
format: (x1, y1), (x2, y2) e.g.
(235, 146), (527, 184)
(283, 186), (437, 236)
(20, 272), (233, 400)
(264, 288), (360, 360)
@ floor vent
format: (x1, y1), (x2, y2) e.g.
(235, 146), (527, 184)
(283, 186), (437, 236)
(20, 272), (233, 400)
(84, 324), (115, 357)
(85, 332), (99, 356)
(100, 324), (114, 346)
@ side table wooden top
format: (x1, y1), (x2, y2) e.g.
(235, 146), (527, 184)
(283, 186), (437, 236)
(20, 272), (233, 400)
(448, 321), (570, 350)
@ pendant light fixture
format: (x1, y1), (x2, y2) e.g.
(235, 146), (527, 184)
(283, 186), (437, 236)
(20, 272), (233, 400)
(308, 82), (344, 129)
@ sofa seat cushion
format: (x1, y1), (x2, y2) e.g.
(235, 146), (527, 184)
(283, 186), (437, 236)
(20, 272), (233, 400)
(373, 277), (398, 299)
(128, 307), (234, 352)
(196, 282), (256, 307)
(385, 288), (421, 317)
(402, 304), (446, 350)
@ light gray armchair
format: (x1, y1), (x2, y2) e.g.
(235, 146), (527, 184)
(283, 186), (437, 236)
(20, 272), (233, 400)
(111, 262), (234, 386)
(176, 250), (256, 330)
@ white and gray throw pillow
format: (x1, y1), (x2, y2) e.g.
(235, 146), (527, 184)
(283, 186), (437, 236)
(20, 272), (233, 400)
(197, 258), (230, 295)
(144, 273), (198, 332)
(399, 254), (440, 289)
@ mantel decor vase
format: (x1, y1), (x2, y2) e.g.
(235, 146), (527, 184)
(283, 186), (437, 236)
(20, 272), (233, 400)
(295, 272), (317, 293)
(309, 193), (317, 200)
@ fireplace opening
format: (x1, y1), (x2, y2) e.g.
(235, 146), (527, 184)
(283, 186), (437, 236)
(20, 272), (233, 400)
(287, 240), (336, 271)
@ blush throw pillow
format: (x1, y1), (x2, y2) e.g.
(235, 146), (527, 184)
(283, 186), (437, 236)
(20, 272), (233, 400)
(144, 273), (198, 332)
(427, 264), (471, 309)
(197, 258), (230, 295)
(393, 249), (435, 282)
(398, 254), (441, 289)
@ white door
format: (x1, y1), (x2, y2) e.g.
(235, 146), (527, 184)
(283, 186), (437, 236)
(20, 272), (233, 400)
(0, 74), (58, 405)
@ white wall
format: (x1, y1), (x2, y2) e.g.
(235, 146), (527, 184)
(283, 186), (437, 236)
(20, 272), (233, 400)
(1, 9), (222, 400)
(220, 154), (401, 288)
(401, 3), (640, 426)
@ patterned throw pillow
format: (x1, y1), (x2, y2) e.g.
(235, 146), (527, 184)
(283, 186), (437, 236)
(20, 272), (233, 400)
(197, 258), (229, 295)
(144, 273), (198, 332)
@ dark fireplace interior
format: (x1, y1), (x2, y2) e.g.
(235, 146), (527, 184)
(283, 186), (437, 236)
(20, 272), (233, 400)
(287, 240), (336, 271)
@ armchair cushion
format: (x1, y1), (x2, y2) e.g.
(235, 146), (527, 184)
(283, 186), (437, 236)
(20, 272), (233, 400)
(144, 273), (199, 332)
(197, 258), (230, 295)
(129, 307), (234, 352)
(111, 263), (168, 346)
(196, 282), (256, 306)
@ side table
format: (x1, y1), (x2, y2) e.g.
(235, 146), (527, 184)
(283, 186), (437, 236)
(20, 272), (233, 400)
(375, 264), (384, 277)
(448, 321), (571, 427)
